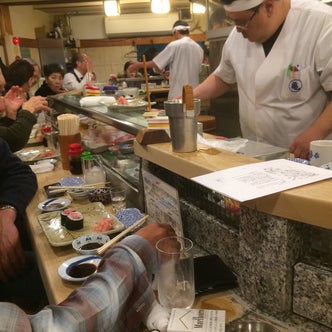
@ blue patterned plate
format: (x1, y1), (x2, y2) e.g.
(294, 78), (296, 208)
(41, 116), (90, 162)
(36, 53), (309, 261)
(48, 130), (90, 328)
(115, 208), (145, 228)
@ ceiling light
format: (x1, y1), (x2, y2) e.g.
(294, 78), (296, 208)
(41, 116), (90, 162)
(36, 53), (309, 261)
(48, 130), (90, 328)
(104, 0), (120, 16)
(151, 0), (170, 14)
(192, 2), (206, 14)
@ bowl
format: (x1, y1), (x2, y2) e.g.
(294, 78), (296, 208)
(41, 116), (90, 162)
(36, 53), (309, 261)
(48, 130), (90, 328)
(67, 188), (90, 200)
(72, 234), (110, 255)
(228, 321), (280, 332)
(88, 187), (111, 204)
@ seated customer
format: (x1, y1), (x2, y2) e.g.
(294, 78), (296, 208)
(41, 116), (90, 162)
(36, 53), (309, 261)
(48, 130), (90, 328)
(121, 60), (143, 78)
(63, 52), (96, 91)
(0, 138), (47, 311)
(0, 86), (52, 152)
(35, 63), (65, 96)
(0, 221), (174, 331)
(4, 59), (35, 97)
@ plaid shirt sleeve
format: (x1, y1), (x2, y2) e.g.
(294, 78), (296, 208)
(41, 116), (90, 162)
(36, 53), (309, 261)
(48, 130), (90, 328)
(0, 234), (158, 332)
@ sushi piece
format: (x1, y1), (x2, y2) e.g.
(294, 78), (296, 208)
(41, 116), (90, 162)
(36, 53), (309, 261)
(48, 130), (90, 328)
(61, 208), (76, 227)
(66, 211), (84, 230)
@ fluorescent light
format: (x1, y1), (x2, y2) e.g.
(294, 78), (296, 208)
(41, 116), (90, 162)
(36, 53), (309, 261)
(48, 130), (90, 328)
(192, 3), (206, 14)
(104, 0), (120, 16)
(151, 0), (170, 14)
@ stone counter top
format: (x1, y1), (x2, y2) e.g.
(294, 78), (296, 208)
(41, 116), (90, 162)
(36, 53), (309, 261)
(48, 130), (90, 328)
(134, 140), (332, 230)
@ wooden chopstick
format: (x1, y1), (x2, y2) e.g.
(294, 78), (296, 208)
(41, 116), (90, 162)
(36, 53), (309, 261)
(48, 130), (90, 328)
(142, 55), (152, 112)
(96, 215), (149, 256)
(48, 182), (111, 190)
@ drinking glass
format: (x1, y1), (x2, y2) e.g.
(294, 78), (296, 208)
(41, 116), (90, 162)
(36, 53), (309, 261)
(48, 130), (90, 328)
(110, 187), (126, 213)
(82, 155), (106, 184)
(156, 236), (195, 309)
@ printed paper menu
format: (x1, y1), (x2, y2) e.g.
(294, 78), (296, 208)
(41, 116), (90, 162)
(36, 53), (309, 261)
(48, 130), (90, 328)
(192, 159), (332, 202)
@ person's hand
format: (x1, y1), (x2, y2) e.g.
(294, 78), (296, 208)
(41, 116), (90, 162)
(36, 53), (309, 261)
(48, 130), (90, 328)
(162, 70), (170, 80)
(3, 86), (26, 120)
(22, 96), (52, 115)
(128, 62), (140, 74)
(289, 126), (326, 159)
(0, 208), (26, 282)
(136, 222), (175, 249)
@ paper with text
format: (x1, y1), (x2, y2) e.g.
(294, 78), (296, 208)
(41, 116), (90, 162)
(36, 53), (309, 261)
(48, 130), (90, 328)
(192, 159), (332, 202)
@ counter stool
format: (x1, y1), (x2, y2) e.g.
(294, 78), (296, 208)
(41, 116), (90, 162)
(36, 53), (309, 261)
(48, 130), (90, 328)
(197, 115), (217, 134)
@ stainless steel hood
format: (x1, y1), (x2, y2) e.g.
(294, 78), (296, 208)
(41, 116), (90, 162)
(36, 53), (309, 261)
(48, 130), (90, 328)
(0, 0), (191, 16)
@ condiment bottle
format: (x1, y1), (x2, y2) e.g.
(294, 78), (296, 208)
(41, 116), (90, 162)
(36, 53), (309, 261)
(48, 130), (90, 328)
(68, 143), (83, 175)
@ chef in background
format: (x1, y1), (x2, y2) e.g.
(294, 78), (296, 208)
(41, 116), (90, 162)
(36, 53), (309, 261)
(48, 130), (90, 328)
(129, 20), (203, 100)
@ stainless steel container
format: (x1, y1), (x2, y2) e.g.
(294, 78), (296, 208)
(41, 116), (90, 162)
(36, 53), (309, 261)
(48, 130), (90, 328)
(164, 99), (201, 153)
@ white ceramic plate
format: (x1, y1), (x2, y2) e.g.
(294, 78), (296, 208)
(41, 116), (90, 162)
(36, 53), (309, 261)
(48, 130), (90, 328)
(59, 176), (85, 187)
(58, 255), (101, 283)
(38, 197), (71, 212)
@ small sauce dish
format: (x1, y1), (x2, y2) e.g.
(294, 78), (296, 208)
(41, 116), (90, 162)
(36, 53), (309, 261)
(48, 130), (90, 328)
(72, 234), (110, 255)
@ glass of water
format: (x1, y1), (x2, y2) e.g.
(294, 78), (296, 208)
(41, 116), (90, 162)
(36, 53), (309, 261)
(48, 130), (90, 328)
(110, 187), (126, 213)
(156, 236), (195, 309)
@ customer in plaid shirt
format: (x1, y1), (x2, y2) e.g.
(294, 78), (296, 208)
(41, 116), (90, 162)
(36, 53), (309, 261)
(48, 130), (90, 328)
(0, 221), (174, 332)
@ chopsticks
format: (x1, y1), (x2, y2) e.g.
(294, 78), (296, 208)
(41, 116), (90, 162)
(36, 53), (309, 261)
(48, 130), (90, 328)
(48, 182), (111, 190)
(142, 55), (152, 112)
(57, 114), (80, 136)
(47, 182), (111, 194)
(96, 215), (149, 255)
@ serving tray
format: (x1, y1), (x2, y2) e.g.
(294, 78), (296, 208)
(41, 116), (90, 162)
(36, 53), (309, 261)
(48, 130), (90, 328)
(37, 202), (124, 247)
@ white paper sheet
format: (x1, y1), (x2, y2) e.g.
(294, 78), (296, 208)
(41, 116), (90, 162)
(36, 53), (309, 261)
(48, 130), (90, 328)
(192, 159), (332, 202)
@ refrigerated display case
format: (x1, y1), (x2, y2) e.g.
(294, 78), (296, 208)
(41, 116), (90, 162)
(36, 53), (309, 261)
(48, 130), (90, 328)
(50, 94), (148, 211)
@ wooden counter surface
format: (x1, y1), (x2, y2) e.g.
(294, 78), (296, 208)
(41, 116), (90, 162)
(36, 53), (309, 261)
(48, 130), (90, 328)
(26, 165), (87, 304)
(134, 140), (332, 230)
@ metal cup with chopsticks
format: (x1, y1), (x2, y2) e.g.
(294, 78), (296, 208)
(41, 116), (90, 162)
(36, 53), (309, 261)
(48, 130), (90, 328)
(164, 85), (201, 152)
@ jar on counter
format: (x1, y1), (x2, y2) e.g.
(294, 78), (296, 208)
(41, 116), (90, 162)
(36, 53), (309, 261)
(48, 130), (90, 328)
(81, 151), (106, 184)
(68, 143), (83, 175)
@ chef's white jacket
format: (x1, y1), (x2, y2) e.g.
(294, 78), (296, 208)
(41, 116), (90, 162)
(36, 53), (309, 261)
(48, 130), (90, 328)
(214, 0), (332, 148)
(153, 36), (204, 100)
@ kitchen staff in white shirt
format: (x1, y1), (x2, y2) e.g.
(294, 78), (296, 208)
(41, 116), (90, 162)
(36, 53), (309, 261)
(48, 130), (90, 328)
(193, 0), (332, 159)
(129, 20), (203, 100)
(63, 53), (96, 91)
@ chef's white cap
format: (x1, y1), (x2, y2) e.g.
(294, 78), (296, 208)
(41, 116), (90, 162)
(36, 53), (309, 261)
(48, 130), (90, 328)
(173, 25), (190, 32)
(224, 0), (264, 12)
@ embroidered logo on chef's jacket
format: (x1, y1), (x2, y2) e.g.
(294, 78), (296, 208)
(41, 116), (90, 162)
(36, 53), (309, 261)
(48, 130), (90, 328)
(287, 64), (302, 92)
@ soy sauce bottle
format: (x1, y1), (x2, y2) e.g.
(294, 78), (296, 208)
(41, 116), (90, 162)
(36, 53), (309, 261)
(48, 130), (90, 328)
(68, 143), (83, 175)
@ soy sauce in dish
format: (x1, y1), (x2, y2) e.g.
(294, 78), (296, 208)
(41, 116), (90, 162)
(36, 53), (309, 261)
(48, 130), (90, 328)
(80, 242), (103, 250)
(68, 263), (97, 278)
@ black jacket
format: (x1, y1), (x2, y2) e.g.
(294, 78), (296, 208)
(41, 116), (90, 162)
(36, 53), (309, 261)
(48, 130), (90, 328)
(0, 138), (37, 216)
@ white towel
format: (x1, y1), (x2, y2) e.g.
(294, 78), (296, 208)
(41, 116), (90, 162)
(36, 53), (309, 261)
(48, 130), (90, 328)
(143, 300), (170, 332)
(79, 96), (116, 107)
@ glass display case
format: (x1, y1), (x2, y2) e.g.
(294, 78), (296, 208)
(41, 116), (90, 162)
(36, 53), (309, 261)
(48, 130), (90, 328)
(50, 94), (149, 211)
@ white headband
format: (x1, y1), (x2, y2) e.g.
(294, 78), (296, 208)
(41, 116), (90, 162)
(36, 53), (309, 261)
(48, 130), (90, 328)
(224, 0), (264, 12)
(173, 25), (190, 32)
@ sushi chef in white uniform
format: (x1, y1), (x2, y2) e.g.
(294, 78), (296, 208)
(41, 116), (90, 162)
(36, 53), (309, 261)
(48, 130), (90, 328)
(193, 0), (332, 159)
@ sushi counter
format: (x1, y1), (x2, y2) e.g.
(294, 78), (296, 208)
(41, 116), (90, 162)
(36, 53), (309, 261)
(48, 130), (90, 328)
(134, 140), (332, 331)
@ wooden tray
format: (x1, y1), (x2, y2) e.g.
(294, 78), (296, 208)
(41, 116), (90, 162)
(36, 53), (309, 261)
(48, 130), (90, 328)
(37, 202), (124, 247)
